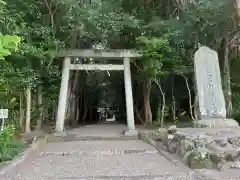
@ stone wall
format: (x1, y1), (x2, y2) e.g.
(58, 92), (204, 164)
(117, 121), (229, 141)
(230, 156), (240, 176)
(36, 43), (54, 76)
(140, 127), (240, 171)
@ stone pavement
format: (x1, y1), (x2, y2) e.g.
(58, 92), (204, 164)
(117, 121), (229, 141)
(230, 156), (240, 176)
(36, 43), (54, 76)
(0, 125), (208, 180)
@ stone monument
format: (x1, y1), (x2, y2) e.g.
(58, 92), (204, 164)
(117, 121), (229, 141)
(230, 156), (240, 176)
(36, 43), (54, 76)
(194, 46), (239, 128)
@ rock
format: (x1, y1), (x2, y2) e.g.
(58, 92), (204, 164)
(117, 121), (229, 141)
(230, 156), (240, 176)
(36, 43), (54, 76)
(214, 138), (227, 144)
(207, 140), (238, 156)
(168, 125), (177, 134)
(153, 128), (168, 144)
(139, 132), (148, 141)
(183, 150), (194, 164)
(197, 134), (206, 140)
(187, 147), (212, 169)
(157, 127), (166, 133)
(142, 127), (240, 171)
(167, 135), (179, 154)
(192, 133), (208, 148)
(217, 162), (229, 171)
(195, 139), (207, 148)
(177, 139), (195, 157)
(207, 140), (239, 170)
(210, 153), (226, 170)
(168, 134), (174, 140)
(229, 161), (240, 169)
(168, 141), (178, 154)
(229, 137), (240, 147)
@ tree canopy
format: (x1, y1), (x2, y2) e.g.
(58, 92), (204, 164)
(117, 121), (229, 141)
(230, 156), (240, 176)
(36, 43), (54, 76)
(0, 0), (240, 132)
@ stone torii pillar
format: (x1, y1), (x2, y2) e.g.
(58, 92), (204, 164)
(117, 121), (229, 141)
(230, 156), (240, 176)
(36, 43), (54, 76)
(123, 57), (137, 135)
(55, 57), (70, 133)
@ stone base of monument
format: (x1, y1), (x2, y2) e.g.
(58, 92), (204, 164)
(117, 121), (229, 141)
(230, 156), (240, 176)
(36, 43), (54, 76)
(53, 131), (67, 137)
(123, 129), (139, 137)
(194, 118), (239, 128)
(140, 127), (240, 171)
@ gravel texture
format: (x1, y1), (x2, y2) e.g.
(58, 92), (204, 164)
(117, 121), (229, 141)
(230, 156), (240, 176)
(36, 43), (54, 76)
(0, 140), (206, 180)
(0, 125), (211, 180)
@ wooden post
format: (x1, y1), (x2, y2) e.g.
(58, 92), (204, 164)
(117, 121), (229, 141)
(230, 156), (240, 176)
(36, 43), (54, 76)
(123, 57), (135, 130)
(55, 57), (71, 132)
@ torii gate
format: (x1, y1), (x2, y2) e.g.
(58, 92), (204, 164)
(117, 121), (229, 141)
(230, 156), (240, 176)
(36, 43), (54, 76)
(55, 49), (141, 135)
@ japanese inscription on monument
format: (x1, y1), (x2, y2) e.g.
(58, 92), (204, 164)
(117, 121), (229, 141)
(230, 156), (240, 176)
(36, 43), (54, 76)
(194, 46), (226, 119)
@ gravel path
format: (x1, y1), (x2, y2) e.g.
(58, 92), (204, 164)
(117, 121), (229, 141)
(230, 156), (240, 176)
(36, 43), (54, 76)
(0, 139), (209, 180)
(0, 125), (212, 180)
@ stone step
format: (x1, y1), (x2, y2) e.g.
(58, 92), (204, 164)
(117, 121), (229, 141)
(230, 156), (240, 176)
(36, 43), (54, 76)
(39, 149), (159, 157)
(0, 175), (210, 180)
(42, 140), (157, 153)
(48, 135), (139, 142)
(196, 168), (240, 180)
(40, 175), (208, 180)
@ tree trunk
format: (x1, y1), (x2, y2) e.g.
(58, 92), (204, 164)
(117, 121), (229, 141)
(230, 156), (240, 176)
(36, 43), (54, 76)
(134, 105), (144, 124)
(193, 69), (201, 120)
(182, 74), (195, 120)
(25, 87), (31, 133)
(70, 71), (80, 126)
(134, 82), (144, 124)
(83, 95), (88, 125)
(19, 91), (25, 132)
(78, 91), (83, 123)
(69, 95), (77, 126)
(143, 79), (152, 125)
(65, 71), (73, 122)
(36, 85), (43, 129)
(159, 83), (166, 127)
(222, 38), (232, 117)
(75, 96), (80, 123)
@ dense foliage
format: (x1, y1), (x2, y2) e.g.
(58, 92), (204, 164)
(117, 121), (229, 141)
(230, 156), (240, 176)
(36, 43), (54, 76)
(0, 0), (240, 142)
(0, 125), (23, 162)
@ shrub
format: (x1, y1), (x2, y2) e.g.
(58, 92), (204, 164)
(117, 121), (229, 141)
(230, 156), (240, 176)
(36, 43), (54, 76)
(232, 111), (240, 124)
(0, 125), (24, 162)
